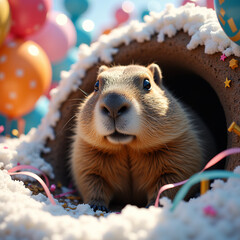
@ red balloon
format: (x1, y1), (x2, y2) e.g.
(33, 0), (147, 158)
(8, 0), (51, 37)
(115, 8), (130, 25)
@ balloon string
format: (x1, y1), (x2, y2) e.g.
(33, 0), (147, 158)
(8, 171), (56, 205)
(154, 147), (240, 207)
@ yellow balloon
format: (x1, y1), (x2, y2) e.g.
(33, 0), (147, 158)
(0, 0), (11, 46)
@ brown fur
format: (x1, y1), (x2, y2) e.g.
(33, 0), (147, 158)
(70, 64), (212, 209)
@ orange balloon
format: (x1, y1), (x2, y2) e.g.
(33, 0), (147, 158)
(0, 39), (51, 118)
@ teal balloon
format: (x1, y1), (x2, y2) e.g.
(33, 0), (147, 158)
(64, 0), (89, 22)
(52, 47), (78, 82)
(141, 10), (150, 22)
(75, 21), (92, 46)
(214, 0), (240, 46)
(0, 96), (49, 135)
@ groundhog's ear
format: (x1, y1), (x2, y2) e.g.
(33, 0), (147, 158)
(147, 63), (162, 86)
(98, 65), (109, 74)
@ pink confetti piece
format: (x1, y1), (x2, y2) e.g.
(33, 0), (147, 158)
(203, 205), (217, 217)
(50, 184), (56, 192)
(220, 54), (227, 61)
(3, 146), (8, 149)
(0, 125), (4, 134)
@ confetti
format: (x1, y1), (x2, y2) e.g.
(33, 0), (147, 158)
(50, 184), (56, 192)
(228, 122), (240, 136)
(203, 205), (217, 217)
(12, 129), (19, 137)
(220, 54), (227, 61)
(224, 77), (231, 88)
(229, 59), (238, 69)
(0, 125), (4, 134)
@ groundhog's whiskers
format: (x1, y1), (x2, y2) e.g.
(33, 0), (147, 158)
(57, 115), (77, 136)
(78, 87), (88, 97)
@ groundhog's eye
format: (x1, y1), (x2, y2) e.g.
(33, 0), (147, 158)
(94, 80), (99, 92)
(143, 79), (151, 91)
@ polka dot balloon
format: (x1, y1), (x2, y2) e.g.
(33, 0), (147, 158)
(8, 0), (51, 37)
(0, 39), (52, 119)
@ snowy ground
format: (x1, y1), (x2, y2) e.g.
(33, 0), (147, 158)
(1, 166), (240, 239)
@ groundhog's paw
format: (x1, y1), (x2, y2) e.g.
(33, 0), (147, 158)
(90, 204), (109, 212)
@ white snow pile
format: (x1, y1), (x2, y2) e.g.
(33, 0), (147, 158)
(1, 166), (240, 239)
(1, 3), (240, 239)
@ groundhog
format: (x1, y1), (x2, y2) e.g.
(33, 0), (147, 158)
(70, 63), (215, 212)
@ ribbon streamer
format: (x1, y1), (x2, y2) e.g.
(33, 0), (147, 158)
(171, 170), (240, 211)
(8, 171), (56, 205)
(155, 147), (240, 207)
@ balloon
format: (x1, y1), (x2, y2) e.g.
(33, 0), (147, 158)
(181, 0), (214, 8)
(64, 0), (89, 22)
(8, 0), (51, 37)
(75, 21), (92, 46)
(0, 39), (52, 119)
(0, 0), (11, 46)
(0, 96), (49, 135)
(206, 0), (214, 9)
(140, 10), (150, 22)
(214, 0), (240, 46)
(52, 47), (78, 82)
(23, 96), (49, 133)
(115, 8), (130, 25)
(28, 11), (76, 63)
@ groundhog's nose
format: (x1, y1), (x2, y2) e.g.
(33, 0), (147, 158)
(100, 93), (130, 119)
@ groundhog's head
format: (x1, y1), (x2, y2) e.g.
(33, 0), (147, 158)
(76, 64), (188, 151)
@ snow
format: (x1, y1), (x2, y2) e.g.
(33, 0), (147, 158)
(1, 167), (240, 239)
(1, 3), (240, 239)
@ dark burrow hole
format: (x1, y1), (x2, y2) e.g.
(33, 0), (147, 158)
(162, 71), (227, 170)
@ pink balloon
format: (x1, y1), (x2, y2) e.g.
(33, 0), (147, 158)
(115, 8), (130, 25)
(181, 0), (214, 8)
(27, 11), (77, 63)
(181, 0), (198, 6)
(8, 0), (52, 37)
(206, 0), (214, 9)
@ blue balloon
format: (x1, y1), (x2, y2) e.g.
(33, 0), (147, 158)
(141, 10), (150, 22)
(64, 0), (89, 22)
(52, 47), (78, 82)
(214, 0), (240, 46)
(75, 21), (92, 46)
(0, 96), (49, 135)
